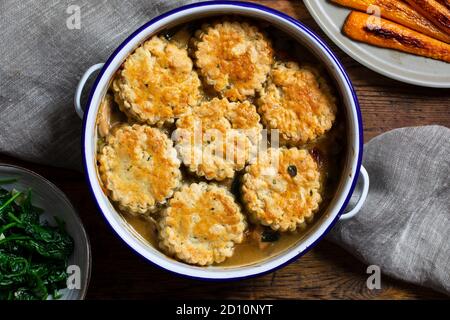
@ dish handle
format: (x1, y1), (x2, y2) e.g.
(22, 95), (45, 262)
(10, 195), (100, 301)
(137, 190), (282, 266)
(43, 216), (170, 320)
(339, 165), (369, 221)
(74, 63), (105, 119)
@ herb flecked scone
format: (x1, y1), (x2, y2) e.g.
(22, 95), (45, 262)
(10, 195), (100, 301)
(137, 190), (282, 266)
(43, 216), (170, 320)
(257, 62), (337, 146)
(158, 183), (247, 266)
(173, 97), (262, 181)
(242, 148), (322, 232)
(193, 20), (273, 101)
(113, 36), (202, 126)
(98, 124), (182, 216)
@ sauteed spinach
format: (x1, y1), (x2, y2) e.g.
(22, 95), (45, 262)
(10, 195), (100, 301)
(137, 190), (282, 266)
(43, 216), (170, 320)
(0, 179), (74, 300)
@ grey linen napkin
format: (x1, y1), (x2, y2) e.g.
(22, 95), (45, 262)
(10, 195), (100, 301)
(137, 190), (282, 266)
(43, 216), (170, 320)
(0, 0), (197, 170)
(329, 125), (450, 296)
(1, 1), (449, 296)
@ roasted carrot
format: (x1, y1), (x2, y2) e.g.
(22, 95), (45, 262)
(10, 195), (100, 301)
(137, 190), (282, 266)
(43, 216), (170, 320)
(330, 0), (450, 43)
(343, 11), (450, 62)
(404, 0), (450, 35)
(436, 0), (450, 11)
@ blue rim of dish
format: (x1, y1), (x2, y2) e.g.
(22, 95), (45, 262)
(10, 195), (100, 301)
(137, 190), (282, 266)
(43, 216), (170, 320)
(81, 0), (364, 282)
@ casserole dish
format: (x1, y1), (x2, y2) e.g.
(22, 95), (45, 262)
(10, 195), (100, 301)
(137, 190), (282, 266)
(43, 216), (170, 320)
(75, 1), (369, 280)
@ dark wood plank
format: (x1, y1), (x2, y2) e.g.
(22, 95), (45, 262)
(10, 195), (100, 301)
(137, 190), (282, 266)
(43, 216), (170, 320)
(0, 0), (448, 300)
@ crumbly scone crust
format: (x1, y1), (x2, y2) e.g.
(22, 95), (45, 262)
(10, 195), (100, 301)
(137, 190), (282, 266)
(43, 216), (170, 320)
(158, 182), (246, 265)
(242, 148), (322, 231)
(257, 61), (337, 146)
(113, 36), (202, 126)
(98, 124), (181, 216)
(193, 20), (273, 101)
(174, 97), (262, 181)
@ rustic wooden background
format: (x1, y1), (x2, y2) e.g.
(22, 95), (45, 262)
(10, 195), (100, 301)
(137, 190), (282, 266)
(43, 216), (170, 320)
(1, 0), (449, 299)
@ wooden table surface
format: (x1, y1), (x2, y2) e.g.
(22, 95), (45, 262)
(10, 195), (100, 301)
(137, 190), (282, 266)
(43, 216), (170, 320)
(1, 0), (449, 300)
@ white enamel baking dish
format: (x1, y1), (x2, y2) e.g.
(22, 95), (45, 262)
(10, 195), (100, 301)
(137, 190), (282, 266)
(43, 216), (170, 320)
(75, 1), (369, 280)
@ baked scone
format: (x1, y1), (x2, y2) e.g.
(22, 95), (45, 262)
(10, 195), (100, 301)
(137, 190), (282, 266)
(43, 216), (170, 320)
(158, 183), (246, 265)
(98, 124), (181, 216)
(193, 20), (273, 101)
(173, 98), (262, 181)
(113, 36), (202, 126)
(242, 148), (322, 232)
(257, 62), (337, 146)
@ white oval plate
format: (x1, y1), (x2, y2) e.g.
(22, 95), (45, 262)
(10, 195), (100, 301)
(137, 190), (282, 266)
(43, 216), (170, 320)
(303, 0), (450, 88)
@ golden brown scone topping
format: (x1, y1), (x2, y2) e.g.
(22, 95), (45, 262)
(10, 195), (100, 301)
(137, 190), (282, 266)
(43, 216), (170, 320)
(113, 36), (202, 126)
(194, 21), (273, 101)
(174, 97), (262, 181)
(258, 62), (337, 146)
(98, 124), (181, 215)
(159, 183), (246, 265)
(242, 148), (322, 231)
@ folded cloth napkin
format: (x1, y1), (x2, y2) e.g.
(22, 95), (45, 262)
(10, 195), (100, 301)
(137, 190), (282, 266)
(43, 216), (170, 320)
(1, 1), (449, 297)
(0, 0), (197, 170)
(329, 125), (450, 296)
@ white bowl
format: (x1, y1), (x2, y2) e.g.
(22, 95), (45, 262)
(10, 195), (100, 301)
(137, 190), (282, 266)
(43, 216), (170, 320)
(77, 1), (367, 280)
(0, 164), (91, 299)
